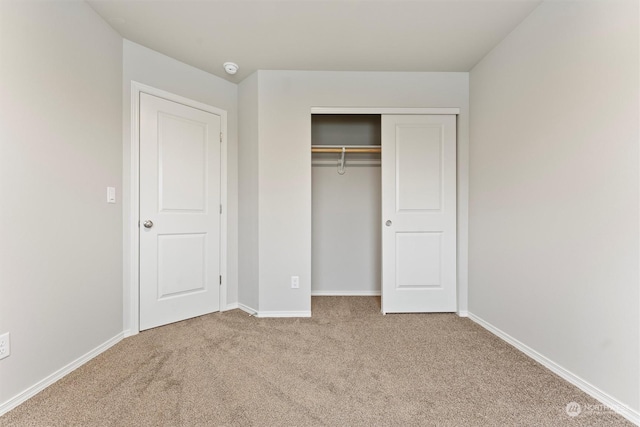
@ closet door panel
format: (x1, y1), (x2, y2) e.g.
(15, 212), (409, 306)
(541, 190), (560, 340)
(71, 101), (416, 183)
(382, 114), (456, 313)
(396, 124), (442, 212)
(395, 232), (442, 289)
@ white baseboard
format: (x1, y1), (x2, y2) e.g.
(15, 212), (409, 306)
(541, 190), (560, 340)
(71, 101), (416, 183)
(0, 332), (125, 417)
(238, 303), (258, 316)
(256, 311), (312, 318)
(457, 310), (469, 318)
(236, 303), (310, 318)
(311, 290), (381, 296)
(468, 312), (639, 425)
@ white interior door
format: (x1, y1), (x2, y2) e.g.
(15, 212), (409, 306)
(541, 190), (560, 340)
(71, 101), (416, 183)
(381, 115), (456, 313)
(139, 93), (221, 330)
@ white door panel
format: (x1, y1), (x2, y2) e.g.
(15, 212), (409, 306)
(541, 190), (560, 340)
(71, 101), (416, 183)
(382, 115), (456, 313)
(139, 93), (221, 330)
(396, 125), (443, 211)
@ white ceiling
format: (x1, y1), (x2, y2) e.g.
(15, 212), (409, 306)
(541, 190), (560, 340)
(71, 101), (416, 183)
(87, 0), (542, 82)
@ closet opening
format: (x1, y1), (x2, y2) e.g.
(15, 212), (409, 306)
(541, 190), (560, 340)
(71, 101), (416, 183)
(311, 114), (382, 305)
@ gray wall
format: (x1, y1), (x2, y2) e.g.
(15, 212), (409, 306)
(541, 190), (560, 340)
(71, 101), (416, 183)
(122, 41), (239, 330)
(469, 0), (639, 411)
(0, 1), (123, 405)
(238, 72), (260, 311)
(252, 71), (469, 314)
(312, 165), (381, 295)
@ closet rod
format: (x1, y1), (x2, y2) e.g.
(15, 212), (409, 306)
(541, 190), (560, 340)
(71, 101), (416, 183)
(311, 146), (381, 154)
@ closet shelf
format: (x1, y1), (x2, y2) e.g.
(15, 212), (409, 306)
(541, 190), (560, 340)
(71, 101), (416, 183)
(311, 145), (381, 154)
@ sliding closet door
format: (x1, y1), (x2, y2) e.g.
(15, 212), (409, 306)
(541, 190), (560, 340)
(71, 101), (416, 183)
(381, 115), (457, 313)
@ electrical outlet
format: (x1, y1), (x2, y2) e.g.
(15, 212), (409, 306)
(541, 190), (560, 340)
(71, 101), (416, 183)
(291, 276), (300, 289)
(0, 333), (10, 360)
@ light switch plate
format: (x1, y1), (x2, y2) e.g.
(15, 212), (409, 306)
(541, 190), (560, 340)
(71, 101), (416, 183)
(0, 332), (10, 360)
(107, 187), (116, 204)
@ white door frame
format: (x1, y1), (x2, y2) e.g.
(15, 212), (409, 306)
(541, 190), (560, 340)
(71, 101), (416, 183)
(309, 107), (466, 315)
(127, 81), (228, 335)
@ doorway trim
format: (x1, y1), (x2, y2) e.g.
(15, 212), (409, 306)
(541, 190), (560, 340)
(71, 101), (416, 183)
(310, 106), (466, 316)
(127, 81), (228, 335)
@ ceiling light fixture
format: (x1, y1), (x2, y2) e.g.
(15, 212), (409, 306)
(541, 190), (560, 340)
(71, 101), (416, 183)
(223, 62), (239, 75)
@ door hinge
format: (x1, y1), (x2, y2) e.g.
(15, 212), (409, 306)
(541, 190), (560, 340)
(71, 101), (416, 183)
(219, 275), (222, 285)
(220, 204), (222, 214)
(220, 132), (223, 143)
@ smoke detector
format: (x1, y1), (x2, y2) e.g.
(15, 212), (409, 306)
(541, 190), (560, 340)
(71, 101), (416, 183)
(223, 62), (239, 75)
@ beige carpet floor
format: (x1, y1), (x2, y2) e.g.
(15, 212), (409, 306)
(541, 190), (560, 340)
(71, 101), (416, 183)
(0, 297), (631, 426)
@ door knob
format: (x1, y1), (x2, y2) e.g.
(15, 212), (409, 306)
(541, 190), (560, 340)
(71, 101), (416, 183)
(385, 220), (392, 227)
(143, 220), (154, 229)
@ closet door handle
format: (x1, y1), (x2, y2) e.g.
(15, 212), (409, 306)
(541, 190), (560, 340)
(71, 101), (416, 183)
(385, 220), (392, 227)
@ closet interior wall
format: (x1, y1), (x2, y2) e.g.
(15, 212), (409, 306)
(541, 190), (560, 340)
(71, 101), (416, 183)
(311, 115), (381, 295)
